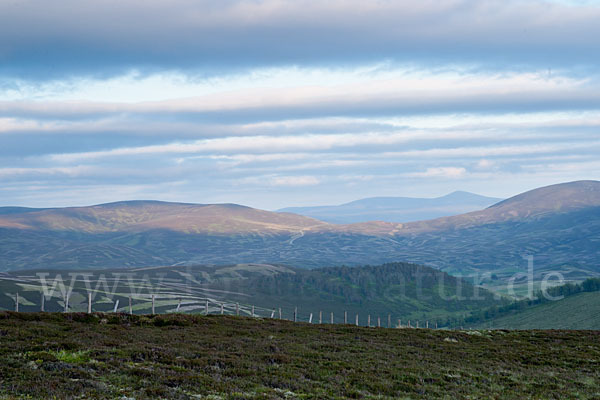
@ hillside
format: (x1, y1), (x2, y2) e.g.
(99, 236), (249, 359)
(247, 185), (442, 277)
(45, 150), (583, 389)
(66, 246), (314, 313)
(278, 191), (502, 223)
(0, 262), (504, 324)
(2, 312), (600, 399)
(0, 181), (599, 290)
(473, 291), (600, 329)
(467, 279), (600, 329)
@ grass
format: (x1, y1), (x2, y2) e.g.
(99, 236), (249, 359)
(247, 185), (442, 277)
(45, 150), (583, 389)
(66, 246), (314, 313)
(1, 312), (600, 399)
(474, 291), (600, 330)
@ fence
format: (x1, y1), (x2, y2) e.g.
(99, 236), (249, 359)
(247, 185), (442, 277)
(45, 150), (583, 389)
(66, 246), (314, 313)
(7, 291), (440, 329)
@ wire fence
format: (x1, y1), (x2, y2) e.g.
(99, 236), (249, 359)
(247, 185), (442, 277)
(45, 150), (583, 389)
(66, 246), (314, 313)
(7, 291), (441, 329)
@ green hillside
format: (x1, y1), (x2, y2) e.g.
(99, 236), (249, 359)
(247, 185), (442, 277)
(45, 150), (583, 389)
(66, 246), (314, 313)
(2, 312), (600, 399)
(473, 291), (600, 330)
(464, 278), (600, 329)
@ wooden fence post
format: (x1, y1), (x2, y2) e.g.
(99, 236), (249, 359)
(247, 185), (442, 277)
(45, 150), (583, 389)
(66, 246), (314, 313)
(41, 292), (45, 312)
(64, 294), (69, 313)
(294, 307), (297, 322)
(309, 313), (313, 323)
(221, 303), (225, 315)
(344, 311), (347, 324)
(88, 292), (92, 313)
(279, 307), (282, 319)
(330, 312), (334, 324)
(206, 299), (210, 315)
(378, 316), (381, 328)
(355, 314), (359, 326)
(129, 296), (133, 315)
(367, 315), (371, 327)
(416, 321), (419, 329)
(319, 311), (322, 324)
(15, 292), (19, 312)
(426, 320), (429, 329)
(252, 305), (255, 317)
(152, 295), (155, 315)
(388, 314), (391, 329)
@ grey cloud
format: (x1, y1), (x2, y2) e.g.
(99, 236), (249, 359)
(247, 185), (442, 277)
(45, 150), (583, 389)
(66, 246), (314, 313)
(2, 0), (600, 79)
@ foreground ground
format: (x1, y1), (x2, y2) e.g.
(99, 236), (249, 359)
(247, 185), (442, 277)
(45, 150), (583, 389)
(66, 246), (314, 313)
(0, 313), (599, 399)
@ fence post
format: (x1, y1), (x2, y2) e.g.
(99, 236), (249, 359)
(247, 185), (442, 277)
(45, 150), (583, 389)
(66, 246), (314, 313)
(426, 320), (429, 329)
(176, 298), (181, 313)
(355, 314), (359, 326)
(129, 296), (133, 315)
(236, 302), (239, 316)
(367, 315), (371, 327)
(408, 320), (411, 328)
(388, 314), (391, 329)
(113, 299), (120, 313)
(330, 312), (334, 324)
(152, 295), (155, 314)
(309, 313), (313, 323)
(378, 316), (381, 328)
(294, 307), (297, 322)
(319, 311), (322, 324)
(279, 307), (282, 319)
(15, 292), (19, 312)
(271, 308), (275, 318)
(207, 300), (211, 315)
(416, 321), (419, 329)
(436, 321), (438, 329)
(64, 294), (69, 313)
(41, 292), (45, 312)
(344, 311), (347, 324)
(88, 292), (92, 313)
(221, 303), (224, 315)
(398, 319), (401, 328)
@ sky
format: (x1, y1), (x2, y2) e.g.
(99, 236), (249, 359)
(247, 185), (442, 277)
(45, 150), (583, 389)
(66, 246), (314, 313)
(1, 0), (600, 210)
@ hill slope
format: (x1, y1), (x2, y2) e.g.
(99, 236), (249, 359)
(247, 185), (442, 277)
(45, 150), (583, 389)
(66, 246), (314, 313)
(0, 262), (504, 324)
(473, 291), (600, 329)
(278, 191), (502, 223)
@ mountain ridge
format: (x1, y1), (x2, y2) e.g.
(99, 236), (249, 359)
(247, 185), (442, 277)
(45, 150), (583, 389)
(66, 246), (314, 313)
(0, 180), (599, 281)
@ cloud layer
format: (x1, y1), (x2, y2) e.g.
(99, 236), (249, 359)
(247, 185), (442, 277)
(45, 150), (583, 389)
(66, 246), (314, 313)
(0, 1), (599, 209)
(2, 0), (600, 79)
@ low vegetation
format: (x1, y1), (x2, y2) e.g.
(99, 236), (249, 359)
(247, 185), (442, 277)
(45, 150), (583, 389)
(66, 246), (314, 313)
(1, 312), (600, 399)
(462, 278), (600, 328)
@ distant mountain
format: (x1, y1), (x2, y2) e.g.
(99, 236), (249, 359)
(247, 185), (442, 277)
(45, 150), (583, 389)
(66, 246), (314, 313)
(0, 181), (599, 293)
(278, 191), (502, 223)
(0, 200), (327, 233)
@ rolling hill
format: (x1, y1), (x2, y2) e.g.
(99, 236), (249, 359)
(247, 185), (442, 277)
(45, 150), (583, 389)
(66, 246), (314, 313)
(278, 191), (502, 223)
(0, 181), (599, 292)
(0, 262), (504, 324)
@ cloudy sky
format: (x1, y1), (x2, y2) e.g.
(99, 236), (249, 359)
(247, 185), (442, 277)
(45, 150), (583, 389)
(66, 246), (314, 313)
(1, 0), (600, 209)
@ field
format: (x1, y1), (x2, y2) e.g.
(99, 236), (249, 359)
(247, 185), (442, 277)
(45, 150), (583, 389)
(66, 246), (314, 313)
(1, 312), (600, 399)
